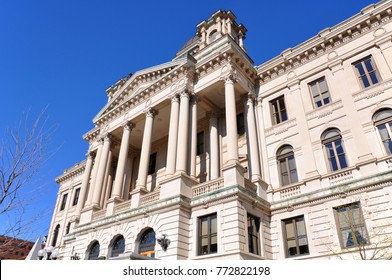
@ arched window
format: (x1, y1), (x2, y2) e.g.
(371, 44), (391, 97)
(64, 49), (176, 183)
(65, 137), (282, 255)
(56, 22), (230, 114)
(138, 228), (156, 258)
(373, 108), (392, 155)
(322, 128), (348, 172)
(277, 145), (298, 186)
(111, 235), (125, 258)
(51, 225), (60, 247)
(88, 241), (100, 260)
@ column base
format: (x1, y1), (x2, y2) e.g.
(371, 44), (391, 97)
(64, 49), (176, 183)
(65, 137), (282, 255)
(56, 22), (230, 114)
(105, 197), (124, 216)
(251, 176), (268, 200)
(79, 205), (101, 224)
(160, 172), (199, 200)
(130, 187), (148, 209)
(222, 161), (246, 188)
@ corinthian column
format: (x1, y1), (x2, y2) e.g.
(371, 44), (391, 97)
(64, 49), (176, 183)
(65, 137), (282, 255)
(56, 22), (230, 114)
(224, 74), (239, 164)
(76, 151), (95, 213)
(112, 122), (135, 200)
(176, 90), (190, 173)
(166, 94), (180, 175)
(245, 94), (261, 180)
(135, 108), (158, 189)
(91, 134), (112, 208)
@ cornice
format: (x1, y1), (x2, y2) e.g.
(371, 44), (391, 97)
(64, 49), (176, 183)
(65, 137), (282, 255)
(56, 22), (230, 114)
(257, 1), (392, 84)
(83, 126), (100, 143)
(56, 160), (87, 183)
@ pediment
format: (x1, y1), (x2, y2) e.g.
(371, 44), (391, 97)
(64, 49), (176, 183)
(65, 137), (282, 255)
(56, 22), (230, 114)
(93, 60), (184, 123)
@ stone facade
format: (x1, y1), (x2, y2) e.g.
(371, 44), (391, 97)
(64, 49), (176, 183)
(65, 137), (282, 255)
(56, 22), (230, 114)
(47, 1), (392, 260)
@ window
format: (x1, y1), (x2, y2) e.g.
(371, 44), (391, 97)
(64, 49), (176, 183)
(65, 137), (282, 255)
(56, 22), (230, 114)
(334, 203), (368, 248)
(322, 128), (348, 172)
(88, 241), (100, 260)
(282, 216), (309, 257)
(198, 213), (218, 255)
(111, 236), (125, 258)
(208, 30), (218, 43)
(148, 152), (157, 175)
(65, 222), (71, 234)
(237, 112), (245, 136)
(277, 145), (298, 186)
(51, 225), (60, 247)
(60, 193), (68, 211)
(270, 96), (287, 125)
(139, 228), (156, 258)
(309, 77), (331, 108)
(373, 109), (392, 155)
(353, 56), (380, 88)
(247, 214), (260, 255)
(197, 131), (205, 155)
(72, 188), (80, 206)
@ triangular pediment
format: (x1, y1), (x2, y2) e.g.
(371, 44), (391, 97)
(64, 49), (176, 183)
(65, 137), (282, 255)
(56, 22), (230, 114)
(93, 60), (186, 123)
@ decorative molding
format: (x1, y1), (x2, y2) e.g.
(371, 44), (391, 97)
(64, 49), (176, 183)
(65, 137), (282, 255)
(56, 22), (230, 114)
(305, 99), (343, 121)
(352, 78), (392, 101)
(265, 118), (297, 137)
(56, 160), (87, 183)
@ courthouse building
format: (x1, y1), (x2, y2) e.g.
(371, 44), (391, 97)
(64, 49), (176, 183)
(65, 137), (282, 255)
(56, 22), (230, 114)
(47, 0), (392, 260)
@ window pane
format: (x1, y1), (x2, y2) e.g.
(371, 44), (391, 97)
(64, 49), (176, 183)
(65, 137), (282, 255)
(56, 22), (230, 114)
(341, 229), (354, 247)
(335, 140), (344, 154)
(353, 226), (368, 245)
(383, 139), (392, 155)
(319, 79), (328, 93)
(355, 63), (366, 76)
(280, 159), (288, 173)
(377, 124), (389, 140)
(325, 143), (335, 158)
(279, 98), (286, 110)
(310, 83), (319, 97)
(338, 154), (348, 169)
(364, 58), (374, 72)
(287, 240), (297, 256)
(360, 76), (370, 88)
(337, 208), (350, 228)
(296, 219), (306, 236)
(285, 221), (295, 238)
(281, 110), (288, 122)
(211, 216), (217, 234)
(369, 72), (379, 85)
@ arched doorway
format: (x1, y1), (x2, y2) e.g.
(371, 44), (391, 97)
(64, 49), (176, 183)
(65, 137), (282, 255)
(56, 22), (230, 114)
(138, 228), (156, 258)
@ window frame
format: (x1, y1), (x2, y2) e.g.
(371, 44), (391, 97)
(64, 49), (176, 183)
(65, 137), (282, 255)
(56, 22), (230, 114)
(333, 202), (368, 249)
(277, 145), (298, 186)
(270, 95), (288, 125)
(308, 76), (331, 108)
(72, 187), (80, 206)
(352, 56), (381, 89)
(198, 213), (218, 256)
(147, 152), (157, 175)
(373, 109), (392, 155)
(197, 131), (205, 155)
(60, 193), (68, 211)
(236, 112), (246, 136)
(322, 129), (348, 172)
(282, 215), (310, 258)
(247, 214), (260, 255)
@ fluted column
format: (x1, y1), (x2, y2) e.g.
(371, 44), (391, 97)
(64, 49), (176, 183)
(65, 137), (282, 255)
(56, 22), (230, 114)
(76, 151), (95, 213)
(91, 134), (112, 207)
(245, 94), (261, 180)
(112, 122), (135, 200)
(224, 75), (239, 164)
(166, 94), (180, 175)
(136, 108), (158, 189)
(209, 112), (220, 180)
(176, 90), (191, 173)
(189, 95), (198, 177)
(86, 139), (103, 206)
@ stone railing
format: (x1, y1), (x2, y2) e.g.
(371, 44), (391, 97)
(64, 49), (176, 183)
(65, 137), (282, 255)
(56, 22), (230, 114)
(328, 168), (354, 185)
(140, 190), (160, 206)
(114, 200), (132, 214)
(192, 178), (224, 197)
(244, 178), (257, 193)
(279, 184), (302, 200)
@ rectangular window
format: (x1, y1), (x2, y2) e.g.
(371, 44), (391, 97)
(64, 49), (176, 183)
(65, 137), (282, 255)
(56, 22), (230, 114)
(197, 131), (205, 155)
(334, 203), (368, 248)
(353, 56), (380, 88)
(282, 216), (309, 257)
(247, 214), (260, 255)
(270, 96), (287, 125)
(72, 187), (80, 206)
(148, 152), (157, 175)
(237, 112), (245, 135)
(60, 193), (68, 211)
(309, 77), (331, 108)
(198, 213), (218, 255)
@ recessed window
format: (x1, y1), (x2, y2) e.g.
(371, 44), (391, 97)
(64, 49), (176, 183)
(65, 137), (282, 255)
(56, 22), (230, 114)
(373, 108), (392, 155)
(322, 128), (348, 172)
(247, 214), (260, 255)
(198, 213), (218, 255)
(72, 188), (80, 206)
(88, 241), (100, 260)
(60, 193), (68, 211)
(208, 30), (218, 43)
(111, 236), (125, 258)
(353, 56), (380, 88)
(334, 203), (368, 248)
(148, 152), (157, 175)
(197, 131), (205, 155)
(282, 216), (309, 257)
(277, 145), (298, 186)
(270, 96), (287, 125)
(309, 77), (331, 108)
(139, 228), (156, 258)
(237, 112), (245, 136)
(51, 224), (60, 247)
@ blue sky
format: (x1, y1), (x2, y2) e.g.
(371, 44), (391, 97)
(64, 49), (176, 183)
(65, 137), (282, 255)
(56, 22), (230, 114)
(0, 0), (378, 241)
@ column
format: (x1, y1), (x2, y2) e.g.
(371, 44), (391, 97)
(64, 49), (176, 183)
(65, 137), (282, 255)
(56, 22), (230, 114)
(166, 94), (180, 175)
(135, 108), (158, 189)
(112, 122), (134, 200)
(209, 112), (220, 180)
(86, 139), (103, 206)
(224, 75), (239, 164)
(189, 95), (198, 177)
(245, 95), (261, 181)
(76, 150), (95, 214)
(176, 90), (190, 173)
(91, 134), (112, 208)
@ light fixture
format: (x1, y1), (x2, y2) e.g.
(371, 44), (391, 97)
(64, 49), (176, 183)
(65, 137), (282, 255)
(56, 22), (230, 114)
(37, 246), (60, 260)
(157, 233), (171, 252)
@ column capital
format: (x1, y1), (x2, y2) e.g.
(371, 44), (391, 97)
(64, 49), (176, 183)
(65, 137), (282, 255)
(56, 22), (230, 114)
(190, 93), (199, 104)
(206, 111), (221, 120)
(179, 89), (191, 99)
(86, 150), (96, 159)
(145, 107), (158, 118)
(168, 93), (180, 103)
(221, 57), (237, 84)
(101, 133), (112, 143)
(123, 122), (136, 131)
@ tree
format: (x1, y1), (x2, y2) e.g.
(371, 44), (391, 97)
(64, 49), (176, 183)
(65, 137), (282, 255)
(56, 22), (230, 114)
(0, 109), (55, 246)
